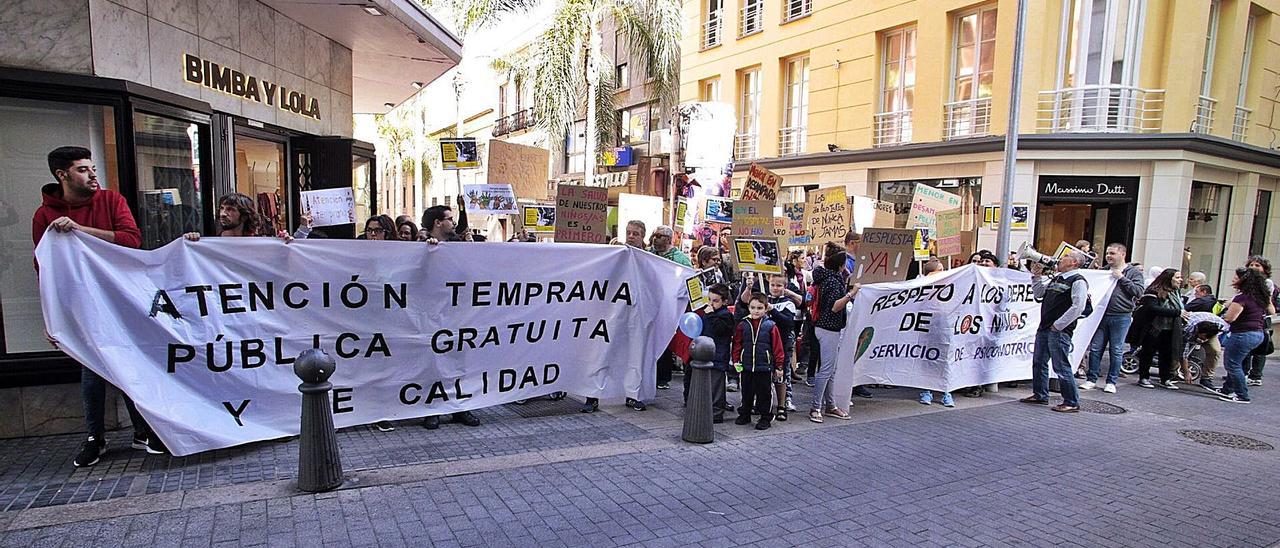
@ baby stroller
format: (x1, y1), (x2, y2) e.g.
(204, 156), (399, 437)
(1121, 344), (1204, 383)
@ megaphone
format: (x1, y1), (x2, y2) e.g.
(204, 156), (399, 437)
(1017, 242), (1059, 272)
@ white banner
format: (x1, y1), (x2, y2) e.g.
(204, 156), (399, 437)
(832, 265), (1116, 398)
(36, 232), (691, 456)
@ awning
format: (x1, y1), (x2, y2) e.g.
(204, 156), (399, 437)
(260, 0), (462, 114)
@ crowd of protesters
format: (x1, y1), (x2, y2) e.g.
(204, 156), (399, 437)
(32, 145), (1274, 468)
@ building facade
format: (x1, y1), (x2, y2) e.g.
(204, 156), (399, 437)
(0, 0), (459, 436)
(681, 0), (1280, 292)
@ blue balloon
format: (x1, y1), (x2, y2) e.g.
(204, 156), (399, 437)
(678, 312), (703, 339)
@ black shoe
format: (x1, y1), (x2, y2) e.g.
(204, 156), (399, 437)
(626, 398), (646, 411)
(963, 387), (984, 398)
(734, 415), (752, 425)
(720, 403), (735, 413)
(754, 420), (771, 430)
(1199, 379), (1219, 391)
(852, 386), (874, 398)
(581, 398), (599, 413)
(712, 414), (724, 424)
(454, 411), (481, 427)
(146, 435), (169, 456)
(422, 415), (440, 430)
(130, 433), (149, 451)
(375, 421), (396, 432)
(73, 436), (104, 467)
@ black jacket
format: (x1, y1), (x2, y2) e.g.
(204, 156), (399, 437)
(1127, 292), (1184, 350)
(1184, 294), (1216, 313)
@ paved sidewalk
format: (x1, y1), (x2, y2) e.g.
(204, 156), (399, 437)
(1, 369), (1278, 547)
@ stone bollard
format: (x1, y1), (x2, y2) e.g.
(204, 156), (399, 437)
(682, 336), (717, 444)
(295, 348), (344, 492)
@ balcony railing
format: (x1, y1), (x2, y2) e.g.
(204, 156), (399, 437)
(702, 12), (723, 50)
(1036, 85), (1165, 133)
(1192, 95), (1217, 134)
(944, 97), (992, 140)
(492, 108), (536, 137)
(783, 0), (811, 22)
(1233, 105), (1252, 142)
(779, 126), (806, 156)
(873, 110), (913, 147)
(735, 132), (759, 160)
(739, 1), (763, 37)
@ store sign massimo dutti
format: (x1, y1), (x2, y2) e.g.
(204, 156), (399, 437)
(1038, 176), (1137, 200)
(183, 54), (321, 120)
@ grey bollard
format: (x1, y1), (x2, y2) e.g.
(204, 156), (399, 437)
(295, 348), (344, 492)
(682, 336), (717, 444)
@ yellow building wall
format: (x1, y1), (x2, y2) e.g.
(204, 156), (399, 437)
(679, 0), (1280, 155)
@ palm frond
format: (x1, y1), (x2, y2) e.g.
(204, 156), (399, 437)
(531, 0), (591, 156)
(456, 0), (542, 35)
(614, 0), (682, 110)
(592, 51), (619, 154)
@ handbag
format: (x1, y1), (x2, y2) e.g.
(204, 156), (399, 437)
(1252, 332), (1275, 356)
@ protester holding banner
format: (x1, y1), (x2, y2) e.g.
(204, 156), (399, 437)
(1131, 269), (1185, 390)
(396, 219), (419, 241)
(1220, 267), (1274, 403)
(183, 193), (262, 240)
(1022, 251), (1090, 413)
(419, 205), (484, 429)
(810, 243), (859, 423)
(34, 146), (163, 465)
(915, 260), (954, 408)
(1082, 244), (1146, 394)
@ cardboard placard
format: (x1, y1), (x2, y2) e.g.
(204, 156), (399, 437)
(935, 209), (962, 257)
(783, 203), (811, 246)
(674, 197), (696, 234)
(853, 228), (914, 283)
(488, 140), (551, 200)
(913, 226), (932, 261)
(705, 197), (733, 223)
(300, 187), (356, 227)
(773, 216), (789, 239)
(732, 200), (773, 237)
(741, 163), (783, 201)
(617, 193), (664, 240)
(733, 237), (784, 274)
(909, 185), (961, 230)
(440, 138), (479, 170)
(983, 203), (1029, 230)
(554, 184), (608, 243)
(804, 187), (850, 247)
(522, 205), (555, 232)
(686, 274), (708, 310)
(462, 184), (518, 214)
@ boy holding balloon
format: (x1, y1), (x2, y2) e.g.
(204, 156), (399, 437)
(682, 283), (736, 423)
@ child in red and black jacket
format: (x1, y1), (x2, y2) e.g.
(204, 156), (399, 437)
(732, 293), (786, 430)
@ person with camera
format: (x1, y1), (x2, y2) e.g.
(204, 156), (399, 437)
(1081, 244), (1145, 394)
(1021, 251), (1091, 413)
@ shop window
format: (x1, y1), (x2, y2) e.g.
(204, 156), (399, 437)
(566, 120), (586, 174)
(0, 98), (118, 354)
(1185, 181), (1231, 291)
(353, 155), (373, 227)
(1249, 189), (1271, 256)
(620, 105), (648, 144)
(233, 135), (286, 235)
(134, 112), (204, 248)
(876, 178), (982, 260)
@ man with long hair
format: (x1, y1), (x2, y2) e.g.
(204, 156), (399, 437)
(183, 193), (261, 240)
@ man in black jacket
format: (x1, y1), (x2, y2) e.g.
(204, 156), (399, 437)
(419, 203), (482, 429)
(1185, 284), (1216, 312)
(1082, 244), (1145, 394)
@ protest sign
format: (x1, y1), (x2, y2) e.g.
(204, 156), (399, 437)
(463, 184), (518, 214)
(733, 237), (783, 274)
(674, 197), (696, 234)
(300, 188), (356, 227)
(853, 228), (914, 283)
(773, 216), (789, 240)
(36, 232), (691, 456)
(705, 197), (732, 223)
(831, 265), (1116, 399)
(909, 185), (961, 230)
(782, 203), (810, 246)
(732, 200), (773, 237)
(554, 184), (608, 243)
(934, 209), (962, 257)
(912, 226), (932, 261)
(618, 193), (664, 240)
(686, 274), (708, 310)
(488, 140), (551, 200)
(522, 205), (555, 232)
(804, 187), (850, 247)
(440, 138), (479, 169)
(741, 163), (783, 201)
(983, 203), (1029, 230)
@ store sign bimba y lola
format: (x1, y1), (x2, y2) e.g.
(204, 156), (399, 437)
(183, 54), (321, 120)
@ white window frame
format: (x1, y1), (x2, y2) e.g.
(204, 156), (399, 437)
(950, 5), (997, 103)
(1200, 0), (1220, 98)
(700, 78), (721, 102)
(1054, 0), (1147, 130)
(782, 0), (811, 22)
(781, 56), (809, 155)
(739, 68), (762, 136)
(880, 26), (916, 113)
(1237, 15), (1256, 107)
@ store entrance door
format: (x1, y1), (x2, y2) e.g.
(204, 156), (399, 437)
(1035, 176), (1137, 256)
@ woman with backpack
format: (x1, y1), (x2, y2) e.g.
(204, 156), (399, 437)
(1129, 268), (1185, 389)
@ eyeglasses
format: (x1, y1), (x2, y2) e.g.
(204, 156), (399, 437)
(365, 228), (386, 235)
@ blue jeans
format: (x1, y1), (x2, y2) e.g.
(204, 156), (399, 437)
(1033, 328), (1078, 407)
(82, 367), (150, 440)
(1222, 330), (1264, 400)
(1087, 313), (1132, 384)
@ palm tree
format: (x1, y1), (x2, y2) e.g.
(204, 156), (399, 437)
(375, 112), (412, 214)
(521, 0), (682, 187)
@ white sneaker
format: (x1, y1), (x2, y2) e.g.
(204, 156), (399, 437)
(1103, 383), (1116, 394)
(1079, 381), (1096, 390)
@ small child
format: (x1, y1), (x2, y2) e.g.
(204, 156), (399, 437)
(732, 293), (786, 430)
(765, 274), (800, 420)
(690, 283), (735, 422)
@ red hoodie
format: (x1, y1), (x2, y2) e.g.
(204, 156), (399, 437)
(32, 183), (141, 257)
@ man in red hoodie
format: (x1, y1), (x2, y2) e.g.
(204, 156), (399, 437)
(33, 146), (163, 467)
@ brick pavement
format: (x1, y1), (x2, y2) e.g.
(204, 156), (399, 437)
(1, 372), (1278, 547)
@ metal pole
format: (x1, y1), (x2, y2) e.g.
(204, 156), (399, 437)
(295, 348), (344, 492)
(995, 0), (1029, 261)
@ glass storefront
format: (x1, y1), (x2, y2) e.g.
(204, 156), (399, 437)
(353, 154), (373, 225)
(233, 134), (287, 235)
(0, 97), (119, 354)
(877, 177), (981, 263)
(1250, 189), (1271, 256)
(1185, 181), (1232, 291)
(134, 112), (205, 248)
